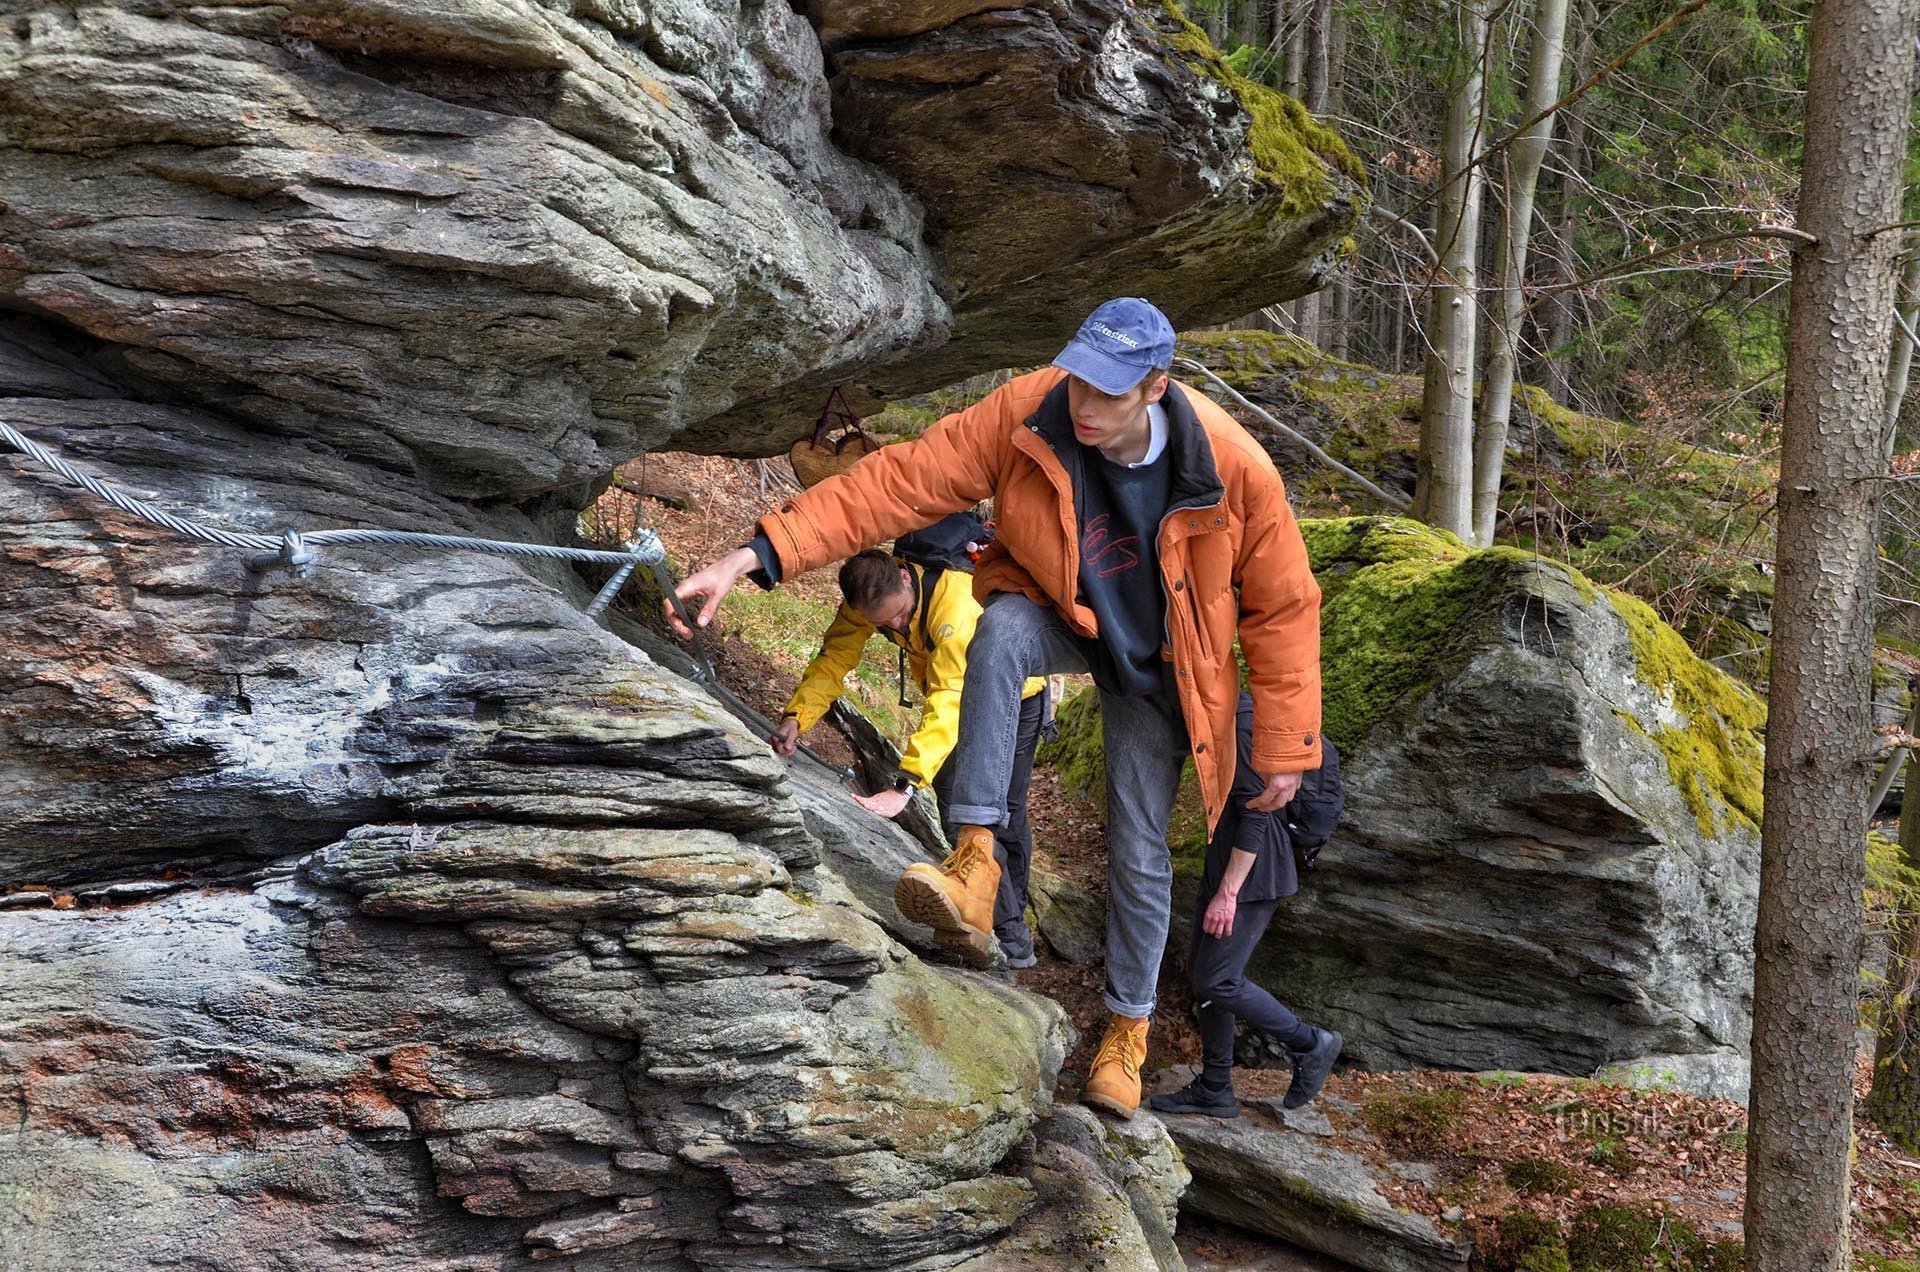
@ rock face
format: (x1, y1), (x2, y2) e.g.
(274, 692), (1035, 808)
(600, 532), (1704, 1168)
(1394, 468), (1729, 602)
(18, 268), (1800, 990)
(954, 1106), (1191, 1272)
(0, 3), (1366, 1265)
(0, 1), (1363, 474)
(0, 312), (1075, 1269)
(1249, 519), (1764, 1098)
(1154, 1078), (1471, 1272)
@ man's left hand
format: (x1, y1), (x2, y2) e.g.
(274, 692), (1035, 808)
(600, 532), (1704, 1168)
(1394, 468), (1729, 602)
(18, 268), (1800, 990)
(1246, 770), (1303, 813)
(852, 788), (913, 819)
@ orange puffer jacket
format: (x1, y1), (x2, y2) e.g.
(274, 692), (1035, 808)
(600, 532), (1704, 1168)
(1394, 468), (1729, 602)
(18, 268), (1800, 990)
(757, 367), (1322, 834)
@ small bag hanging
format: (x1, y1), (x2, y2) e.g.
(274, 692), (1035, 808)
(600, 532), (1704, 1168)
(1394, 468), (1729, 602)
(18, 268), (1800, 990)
(788, 386), (881, 489)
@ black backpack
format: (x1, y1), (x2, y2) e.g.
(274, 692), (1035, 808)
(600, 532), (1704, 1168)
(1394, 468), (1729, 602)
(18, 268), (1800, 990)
(893, 510), (991, 574)
(886, 511), (992, 705)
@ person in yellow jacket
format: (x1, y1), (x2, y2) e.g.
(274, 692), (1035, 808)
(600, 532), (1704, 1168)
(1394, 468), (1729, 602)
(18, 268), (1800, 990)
(772, 548), (1050, 967)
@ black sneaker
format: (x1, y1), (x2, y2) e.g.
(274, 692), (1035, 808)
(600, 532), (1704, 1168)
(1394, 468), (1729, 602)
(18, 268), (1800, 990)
(1147, 1076), (1240, 1118)
(1283, 1028), (1343, 1109)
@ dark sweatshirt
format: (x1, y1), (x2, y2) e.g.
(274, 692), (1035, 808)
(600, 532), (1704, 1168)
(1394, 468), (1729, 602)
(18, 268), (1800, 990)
(1200, 695), (1344, 903)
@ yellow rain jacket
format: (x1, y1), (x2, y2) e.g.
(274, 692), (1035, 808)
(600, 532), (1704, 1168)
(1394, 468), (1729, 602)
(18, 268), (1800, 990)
(783, 561), (1044, 787)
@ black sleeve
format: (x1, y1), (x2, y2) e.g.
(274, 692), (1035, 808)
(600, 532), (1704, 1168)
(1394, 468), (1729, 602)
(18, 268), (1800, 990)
(1230, 704), (1273, 856)
(744, 533), (784, 589)
(1284, 740), (1343, 848)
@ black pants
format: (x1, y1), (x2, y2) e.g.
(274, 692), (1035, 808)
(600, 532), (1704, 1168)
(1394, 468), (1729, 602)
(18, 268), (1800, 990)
(1187, 882), (1316, 1077)
(931, 689), (1046, 943)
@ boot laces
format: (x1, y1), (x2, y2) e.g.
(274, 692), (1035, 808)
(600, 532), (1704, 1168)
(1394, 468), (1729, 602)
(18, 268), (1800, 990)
(937, 834), (989, 882)
(1093, 1025), (1141, 1077)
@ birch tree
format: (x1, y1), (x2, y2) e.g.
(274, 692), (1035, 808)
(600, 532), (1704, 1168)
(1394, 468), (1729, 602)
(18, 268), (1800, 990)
(1470, 0), (1571, 547)
(1412, 0), (1493, 540)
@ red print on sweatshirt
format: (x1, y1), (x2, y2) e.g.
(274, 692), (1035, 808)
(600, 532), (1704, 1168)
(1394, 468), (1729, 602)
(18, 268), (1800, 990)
(1082, 514), (1140, 579)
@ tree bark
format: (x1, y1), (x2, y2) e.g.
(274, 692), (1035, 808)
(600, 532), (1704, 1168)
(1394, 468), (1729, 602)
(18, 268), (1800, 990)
(1235, 0), (1261, 51)
(1884, 254), (1920, 464)
(1331, 270), (1353, 360)
(1283, 0), (1306, 97)
(1866, 681), (1920, 1153)
(1539, 0), (1594, 405)
(1471, 0), (1570, 546)
(1414, 0), (1493, 537)
(1746, 3), (1918, 1268)
(1303, 0), (1332, 112)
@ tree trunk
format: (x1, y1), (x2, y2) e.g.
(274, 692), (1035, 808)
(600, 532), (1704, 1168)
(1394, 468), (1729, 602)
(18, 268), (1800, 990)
(1884, 254), (1920, 464)
(1471, 0), (1571, 547)
(1539, 0), (1593, 405)
(1392, 281), (1407, 373)
(1235, 0), (1261, 50)
(1283, 0), (1305, 97)
(1303, 0), (1332, 112)
(1746, 4), (1918, 1269)
(1331, 270), (1353, 360)
(1205, 2), (1228, 48)
(1414, 0), (1493, 538)
(1296, 293), (1322, 348)
(1866, 681), (1920, 1153)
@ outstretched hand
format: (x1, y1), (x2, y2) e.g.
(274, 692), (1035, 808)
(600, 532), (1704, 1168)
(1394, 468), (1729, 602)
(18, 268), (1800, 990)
(852, 788), (913, 819)
(667, 546), (760, 639)
(1245, 770), (1303, 813)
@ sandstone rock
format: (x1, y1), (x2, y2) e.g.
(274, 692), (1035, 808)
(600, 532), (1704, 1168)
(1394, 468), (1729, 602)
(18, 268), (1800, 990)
(0, 321), (1072, 1268)
(953, 1106), (1191, 1272)
(1031, 861), (1106, 965)
(1153, 1081), (1470, 1272)
(1264, 519), (1763, 1099)
(1, 2), (1360, 476)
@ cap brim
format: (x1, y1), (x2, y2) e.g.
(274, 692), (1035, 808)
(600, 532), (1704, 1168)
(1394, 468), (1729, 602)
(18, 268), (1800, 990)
(1052, 341), (1153, 396)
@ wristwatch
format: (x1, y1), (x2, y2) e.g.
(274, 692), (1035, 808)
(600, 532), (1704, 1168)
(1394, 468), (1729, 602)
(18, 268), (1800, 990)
(889, 771), (914, 795)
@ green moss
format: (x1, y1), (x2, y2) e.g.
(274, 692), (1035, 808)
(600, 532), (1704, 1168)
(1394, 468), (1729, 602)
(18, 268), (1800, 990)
(1858, 1258), (1920, 1272)
(1480, 1211), (1572, 1272)
(1158, 3), (1365, 208)
(1565, 1203), (1741, 1271)
(1504, 1158), (1581, 1196)
(1036, 688), (1105, 807)
(1607, 591), (1767, 837)
(1358, 1087), (1468, 1157)
(1176, 329), (1363, 389)
(1305, 518), (1602, 751)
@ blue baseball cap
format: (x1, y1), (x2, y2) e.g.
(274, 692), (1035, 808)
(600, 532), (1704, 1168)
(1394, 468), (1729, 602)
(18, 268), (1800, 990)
(1052, 298), (1176, 395)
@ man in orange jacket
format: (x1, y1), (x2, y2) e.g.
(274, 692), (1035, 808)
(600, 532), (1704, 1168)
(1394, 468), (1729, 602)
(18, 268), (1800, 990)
(671, 298), (1322, 1118)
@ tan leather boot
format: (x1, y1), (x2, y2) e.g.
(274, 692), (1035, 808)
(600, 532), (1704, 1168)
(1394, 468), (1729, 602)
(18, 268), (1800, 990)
(1083, 1014), (1151, 1118)
(893, 825), (1001, 969)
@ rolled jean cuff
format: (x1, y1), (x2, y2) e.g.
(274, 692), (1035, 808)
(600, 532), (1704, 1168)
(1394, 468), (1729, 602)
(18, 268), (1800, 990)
(946, 802), (1005, 830)
(1103, 989), (1156, 1019)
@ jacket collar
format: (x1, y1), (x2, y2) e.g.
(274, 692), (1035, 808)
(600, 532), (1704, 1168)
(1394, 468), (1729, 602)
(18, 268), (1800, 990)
(1027, 373), (1225, 512)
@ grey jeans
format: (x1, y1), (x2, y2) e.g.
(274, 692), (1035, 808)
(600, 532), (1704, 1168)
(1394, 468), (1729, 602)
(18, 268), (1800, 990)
(947, 594), (1189, 1018)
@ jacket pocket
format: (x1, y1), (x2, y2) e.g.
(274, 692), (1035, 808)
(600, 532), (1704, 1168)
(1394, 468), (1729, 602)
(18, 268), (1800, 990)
(1184, 573), (1215, 663)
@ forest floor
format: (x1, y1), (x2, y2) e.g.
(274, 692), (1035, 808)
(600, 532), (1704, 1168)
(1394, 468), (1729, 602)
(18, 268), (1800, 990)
(590, 428), (1920, 1267)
